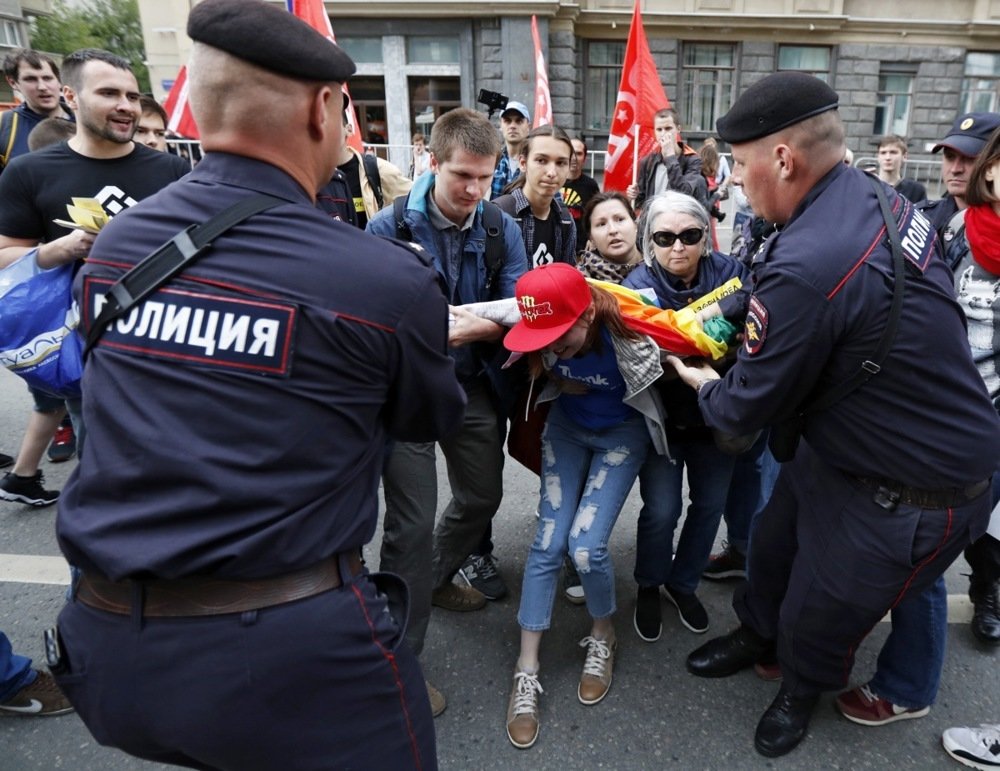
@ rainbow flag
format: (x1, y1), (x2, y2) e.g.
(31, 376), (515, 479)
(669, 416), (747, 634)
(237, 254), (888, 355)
(588, 278), (741, 360)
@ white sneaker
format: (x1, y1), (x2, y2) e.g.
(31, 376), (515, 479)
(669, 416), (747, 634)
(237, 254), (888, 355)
(942, 724), (1000, 770)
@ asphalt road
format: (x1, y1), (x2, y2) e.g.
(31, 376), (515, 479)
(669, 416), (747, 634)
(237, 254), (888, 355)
(1, 364), (997, 771)
(1, 204), (996, 771)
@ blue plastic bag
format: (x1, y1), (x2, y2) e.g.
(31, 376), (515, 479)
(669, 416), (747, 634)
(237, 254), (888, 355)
(0, 249), (83, 398)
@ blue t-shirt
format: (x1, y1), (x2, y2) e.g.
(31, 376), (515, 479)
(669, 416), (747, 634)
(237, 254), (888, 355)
(554, 327), (632, 429)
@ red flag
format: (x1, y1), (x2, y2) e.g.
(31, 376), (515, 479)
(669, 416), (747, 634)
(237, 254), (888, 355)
(603, 0), (670, 192)
(286, 0), (364, 153)
(163, 65), (199, 139)
(531, 16), (552, 128)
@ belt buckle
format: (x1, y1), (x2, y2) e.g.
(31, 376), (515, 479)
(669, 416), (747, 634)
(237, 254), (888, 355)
(873, 484), (900, 511)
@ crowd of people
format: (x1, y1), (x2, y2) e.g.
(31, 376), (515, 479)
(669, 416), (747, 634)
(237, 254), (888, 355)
(0, 1), (997, 768)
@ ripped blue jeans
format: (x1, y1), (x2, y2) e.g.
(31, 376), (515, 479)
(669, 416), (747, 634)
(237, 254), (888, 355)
(518, 401), (650, 631)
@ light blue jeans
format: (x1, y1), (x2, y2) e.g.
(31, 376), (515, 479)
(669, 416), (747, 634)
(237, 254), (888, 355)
(518, 401), (650, 631)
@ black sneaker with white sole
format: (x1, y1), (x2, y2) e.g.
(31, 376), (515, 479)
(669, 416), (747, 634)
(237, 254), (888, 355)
(662, 584), (709, 633)
(634, 585), (662, 642)
(458, 553), (508, 600)
(0, 471), (59, 508)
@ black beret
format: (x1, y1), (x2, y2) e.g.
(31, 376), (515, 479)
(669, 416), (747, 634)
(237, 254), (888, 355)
(188, 0), (356, 83)
(717, 72), (839, 144)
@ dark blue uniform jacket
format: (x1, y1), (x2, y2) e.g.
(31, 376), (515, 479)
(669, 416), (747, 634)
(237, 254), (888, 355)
(700, 163), (1000, 488)
(57, 153), (466, 580)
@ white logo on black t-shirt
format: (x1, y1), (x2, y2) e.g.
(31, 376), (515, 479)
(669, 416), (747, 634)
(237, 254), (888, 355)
(532, 243), (554, 268)
(95, 185), (138, 215)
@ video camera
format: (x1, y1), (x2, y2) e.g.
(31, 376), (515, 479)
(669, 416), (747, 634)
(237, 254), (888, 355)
(477, 89), (509, 119)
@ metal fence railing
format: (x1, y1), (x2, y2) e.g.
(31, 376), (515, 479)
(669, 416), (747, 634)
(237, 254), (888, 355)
(165, 139), (945, 202)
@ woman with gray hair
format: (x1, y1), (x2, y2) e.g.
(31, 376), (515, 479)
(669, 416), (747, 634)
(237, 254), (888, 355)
(623, 190), (749, 642)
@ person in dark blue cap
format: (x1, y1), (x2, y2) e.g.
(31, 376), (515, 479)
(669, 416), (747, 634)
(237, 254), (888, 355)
(668, 71), (1000, 758)
(52, 0), (464, 768)
(916, 111), (1000, 269)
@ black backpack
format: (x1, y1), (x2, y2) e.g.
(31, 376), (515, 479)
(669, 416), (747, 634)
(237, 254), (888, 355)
(393, 195), (506, 297)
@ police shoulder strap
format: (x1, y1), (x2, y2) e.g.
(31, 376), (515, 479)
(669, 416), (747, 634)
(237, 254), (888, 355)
(808, 175), (907, 413)
(84, 193), (287, 355)
(769, 177), (907, 461)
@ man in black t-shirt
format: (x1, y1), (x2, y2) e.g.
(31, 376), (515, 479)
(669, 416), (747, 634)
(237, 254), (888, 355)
(560, 136), (600, 253)
(0, 49), (188, 508)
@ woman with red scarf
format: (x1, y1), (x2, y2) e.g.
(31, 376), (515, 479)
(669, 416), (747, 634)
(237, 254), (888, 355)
(951, 133), (1000, 644)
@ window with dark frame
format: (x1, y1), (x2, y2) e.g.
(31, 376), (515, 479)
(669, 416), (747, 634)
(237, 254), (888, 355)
(777, 45), (832, 82)
(874, 63), (916, 137)
(962, 52), (1000, 114)
(681, 43), (736, 133)
(584, 40), (625, 132)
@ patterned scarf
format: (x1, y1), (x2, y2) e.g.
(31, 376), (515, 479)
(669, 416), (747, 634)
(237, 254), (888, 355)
(963, 204), (1000, 275)
(576, 249), (641, 284)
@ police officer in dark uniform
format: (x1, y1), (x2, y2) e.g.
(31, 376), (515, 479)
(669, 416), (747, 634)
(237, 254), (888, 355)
(52, 1), (465, 768)
(917, 111), (1000, 269)
(669, 72), (1000, 759)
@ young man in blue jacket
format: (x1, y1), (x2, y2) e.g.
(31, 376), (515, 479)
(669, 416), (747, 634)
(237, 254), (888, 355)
(368, 107), (528, 716)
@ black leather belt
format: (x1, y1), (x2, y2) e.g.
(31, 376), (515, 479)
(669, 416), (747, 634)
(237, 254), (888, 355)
(851, 475), (991, 510)
(76, 552), (364, 617)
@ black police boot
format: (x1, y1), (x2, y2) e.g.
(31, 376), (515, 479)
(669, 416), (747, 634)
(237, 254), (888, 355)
(754, 686), (819, 758)
(970, 577), (1000, 645)
(686, 624), (773, 678)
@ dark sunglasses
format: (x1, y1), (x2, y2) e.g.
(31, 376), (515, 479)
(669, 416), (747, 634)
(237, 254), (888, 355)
(651, 228), (704, 248)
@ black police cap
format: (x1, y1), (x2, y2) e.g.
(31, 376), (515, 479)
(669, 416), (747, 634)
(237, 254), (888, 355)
(717, 72), (839, 144)
(187, 0), (356, 83)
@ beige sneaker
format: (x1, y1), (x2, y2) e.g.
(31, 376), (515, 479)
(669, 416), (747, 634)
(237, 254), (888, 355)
(431, 582), (486, 612)
(578, 635), (616, 705)
(506, 670), (543, 749)
(426, 680), (447, 718)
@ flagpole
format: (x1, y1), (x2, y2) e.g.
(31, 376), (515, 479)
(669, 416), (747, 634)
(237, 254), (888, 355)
(632, 125), (640, 185)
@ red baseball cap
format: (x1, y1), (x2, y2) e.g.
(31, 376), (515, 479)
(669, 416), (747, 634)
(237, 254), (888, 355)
(504, 264), (592, 353)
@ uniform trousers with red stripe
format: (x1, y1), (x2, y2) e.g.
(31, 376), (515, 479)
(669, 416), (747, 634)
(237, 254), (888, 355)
(735, 442), (991, 698)
(53, 566), (436, 771)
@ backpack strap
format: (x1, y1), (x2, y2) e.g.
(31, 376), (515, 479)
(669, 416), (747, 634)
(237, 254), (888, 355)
(481, 201), (505, 297)
(554, 196), (575, 255)
(85, 193), (287, 354)
(362, 153), (384, 210)
(394, 194), (411, 241)
(0, 110), (19, 170)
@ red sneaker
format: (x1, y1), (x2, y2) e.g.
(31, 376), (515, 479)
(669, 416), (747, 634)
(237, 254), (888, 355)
(47, 422), (76, 463)
(835, 683), (929, 726)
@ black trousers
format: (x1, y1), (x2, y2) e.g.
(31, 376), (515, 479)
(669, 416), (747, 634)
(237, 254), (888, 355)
(736, 442), (991, 697)
(54, 566), (436, 771)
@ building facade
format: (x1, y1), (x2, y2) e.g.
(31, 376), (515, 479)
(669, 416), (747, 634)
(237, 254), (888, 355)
(138, 0), (1000, 179)
(0, 0), (53, 105)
